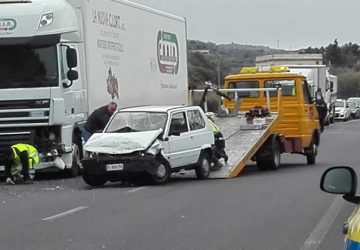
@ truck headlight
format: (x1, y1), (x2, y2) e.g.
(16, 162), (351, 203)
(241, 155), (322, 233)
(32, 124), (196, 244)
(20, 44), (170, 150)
(38, 13), (53, 28)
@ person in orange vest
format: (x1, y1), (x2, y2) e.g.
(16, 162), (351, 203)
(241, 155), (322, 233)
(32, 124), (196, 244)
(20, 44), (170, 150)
(3, 143), (39, 184)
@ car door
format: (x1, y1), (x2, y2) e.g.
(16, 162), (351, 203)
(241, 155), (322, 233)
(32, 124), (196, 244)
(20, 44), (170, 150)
(165, 111), (194, 168)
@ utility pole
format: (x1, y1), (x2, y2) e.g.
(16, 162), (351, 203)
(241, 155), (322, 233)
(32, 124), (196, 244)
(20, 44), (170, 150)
(217, 53), (221, 87)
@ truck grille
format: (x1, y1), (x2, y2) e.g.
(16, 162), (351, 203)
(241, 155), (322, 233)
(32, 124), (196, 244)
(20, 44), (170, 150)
(0, 99), (50, 128)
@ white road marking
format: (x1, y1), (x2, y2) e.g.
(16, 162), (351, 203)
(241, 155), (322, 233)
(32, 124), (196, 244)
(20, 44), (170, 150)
(126, 187), (147, 193)
(42, 206), (88, 221)
(300, 196), (345, 250)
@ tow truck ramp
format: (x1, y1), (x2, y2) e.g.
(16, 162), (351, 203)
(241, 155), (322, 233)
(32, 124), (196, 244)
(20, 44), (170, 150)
(209, 113), (280, 178)
(172, 112), (280, 179)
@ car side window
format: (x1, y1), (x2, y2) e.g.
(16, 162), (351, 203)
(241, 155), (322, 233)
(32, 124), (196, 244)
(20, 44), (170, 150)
(187, 110), (206, 131)
(169, 112), (188, 134)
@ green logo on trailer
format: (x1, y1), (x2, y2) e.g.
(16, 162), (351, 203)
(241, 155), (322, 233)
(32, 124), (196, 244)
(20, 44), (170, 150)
(157, 31), (179, 75)
(0, 18), (17, 32)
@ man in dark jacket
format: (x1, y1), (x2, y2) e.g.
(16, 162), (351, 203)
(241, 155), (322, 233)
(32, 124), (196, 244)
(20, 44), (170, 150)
(82, 102), (118, 142)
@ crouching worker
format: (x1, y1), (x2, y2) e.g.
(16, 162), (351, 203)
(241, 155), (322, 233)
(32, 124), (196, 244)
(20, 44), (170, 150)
(3, 143), (39, 185)
(207, 113), (229, 169)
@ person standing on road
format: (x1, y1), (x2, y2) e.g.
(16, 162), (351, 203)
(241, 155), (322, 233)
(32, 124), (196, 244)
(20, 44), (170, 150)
(82, 102), (118, 142)
(3, 143), (39, 185)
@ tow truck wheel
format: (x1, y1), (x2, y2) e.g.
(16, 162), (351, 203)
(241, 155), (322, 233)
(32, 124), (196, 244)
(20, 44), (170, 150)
(82, 174), (107, 187)
(195, 152), (211, 179)
(268, 138), (281, 170)
(306, 141), (317, 165)
(151, 157), (171, 185)
(256, 159), (268, 171)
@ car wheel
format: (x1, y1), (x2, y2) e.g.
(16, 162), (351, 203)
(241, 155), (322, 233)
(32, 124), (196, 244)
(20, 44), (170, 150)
(82, 174), (107, 187)
(151, 156), (171, 185)
(305, 140), (317, 165)
(195, 152), (211, 179)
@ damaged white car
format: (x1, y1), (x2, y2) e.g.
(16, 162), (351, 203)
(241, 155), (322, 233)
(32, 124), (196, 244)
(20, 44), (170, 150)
(81, 105), (214, 186)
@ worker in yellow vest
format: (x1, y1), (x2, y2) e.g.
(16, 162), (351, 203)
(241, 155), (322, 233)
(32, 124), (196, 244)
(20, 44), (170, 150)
(206, 113), (228, 170)
(3, 143), (39, 184)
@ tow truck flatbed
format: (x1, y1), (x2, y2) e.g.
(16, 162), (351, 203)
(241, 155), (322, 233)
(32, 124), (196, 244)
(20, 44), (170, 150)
(172, 112), (281, 179)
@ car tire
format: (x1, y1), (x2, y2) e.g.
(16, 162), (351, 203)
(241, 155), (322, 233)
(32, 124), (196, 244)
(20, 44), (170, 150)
(305, 140), (317, 165)
(195, 152), (211, 179)
(82, 174), (107, 187)
(151, 156), (171, 185)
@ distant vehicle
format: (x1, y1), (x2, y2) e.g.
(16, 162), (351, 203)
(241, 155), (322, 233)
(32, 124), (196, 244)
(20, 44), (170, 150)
(320, 166), (360, 250)
(347, 97), (360, 107)
(347, 101), (360, 119)
(335, 99), (351, 122)
(82, 106), (214, 186)
(0, 0), (188, 176)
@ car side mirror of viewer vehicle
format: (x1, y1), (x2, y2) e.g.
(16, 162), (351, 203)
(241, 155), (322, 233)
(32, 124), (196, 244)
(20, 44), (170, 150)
(320, 166), (360, 204)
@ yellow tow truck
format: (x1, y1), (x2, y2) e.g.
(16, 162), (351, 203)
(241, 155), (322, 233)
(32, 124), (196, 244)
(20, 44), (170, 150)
(190, 66), (321, 178)
(219, 66), (320, 177)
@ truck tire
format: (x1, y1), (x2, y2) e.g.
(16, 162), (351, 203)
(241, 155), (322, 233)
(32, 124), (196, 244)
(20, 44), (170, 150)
(195, 153), (211, 179)
(305, 141), (317, 165)
(66, 135), (82, 177)
(256, 159), (268, 171)
(151, 156), (171, 185)
(82, 174), (107, 187)
(268, 138), (281, 170)
(256, 136), (281, 171)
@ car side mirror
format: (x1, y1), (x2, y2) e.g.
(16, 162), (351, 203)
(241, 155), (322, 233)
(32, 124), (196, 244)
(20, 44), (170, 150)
(320, 166), (359, 204)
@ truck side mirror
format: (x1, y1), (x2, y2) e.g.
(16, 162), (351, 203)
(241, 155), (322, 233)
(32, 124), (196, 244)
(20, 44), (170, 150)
(66, 48), (78, 68)
(63, 69), (79, 88)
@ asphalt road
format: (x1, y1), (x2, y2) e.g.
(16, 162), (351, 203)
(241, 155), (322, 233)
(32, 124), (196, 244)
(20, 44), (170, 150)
(1, 120), (359, 250)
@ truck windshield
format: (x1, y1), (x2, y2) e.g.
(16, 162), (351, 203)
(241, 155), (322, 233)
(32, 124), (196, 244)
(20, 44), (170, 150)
(0, 45), (58, 89)
(106, 112), (168, 133)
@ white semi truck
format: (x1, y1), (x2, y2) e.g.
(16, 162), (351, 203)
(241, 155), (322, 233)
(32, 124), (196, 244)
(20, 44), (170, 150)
(0, 0), (188, 175)
(256, 54), (338, 125)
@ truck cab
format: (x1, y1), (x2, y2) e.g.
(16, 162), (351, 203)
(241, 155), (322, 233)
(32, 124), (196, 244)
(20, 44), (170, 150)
(223, 66), (321, 166)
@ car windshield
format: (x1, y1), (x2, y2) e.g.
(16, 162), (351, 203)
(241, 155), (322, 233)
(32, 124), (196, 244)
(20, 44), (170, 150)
(335, 101), (345, 107)
(348, 102), (356, 108)
(105, 111), (168, 133)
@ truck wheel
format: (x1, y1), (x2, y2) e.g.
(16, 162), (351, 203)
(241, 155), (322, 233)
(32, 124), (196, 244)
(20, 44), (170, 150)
(66, 142), (81, 177)
(151, 157), (171, 185)
(82, 174), (107, 187)
(256, 159), (268, 171)
(268, 138), (281, 170)
(195, 153), (211, 179)
(256, 136), (281, 171)
(305, 141), (317, 165)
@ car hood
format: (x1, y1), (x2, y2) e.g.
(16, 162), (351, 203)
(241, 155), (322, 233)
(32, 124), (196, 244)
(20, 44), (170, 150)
(84, 129), (162, 155)
(335, 107), (345, 112)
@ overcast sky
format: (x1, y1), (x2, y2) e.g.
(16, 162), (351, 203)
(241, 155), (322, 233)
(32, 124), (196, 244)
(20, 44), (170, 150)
(133, 0), (360, 50)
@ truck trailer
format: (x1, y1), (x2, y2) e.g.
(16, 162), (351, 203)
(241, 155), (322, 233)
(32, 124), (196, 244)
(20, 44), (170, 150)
(0, 0), (188, 175)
